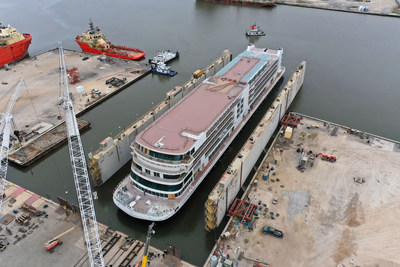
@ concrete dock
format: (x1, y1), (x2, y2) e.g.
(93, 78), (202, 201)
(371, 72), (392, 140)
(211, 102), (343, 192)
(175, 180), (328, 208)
(1, 48), (149, 166)
(8, 119), (90, 166)
(205, 113), (400, 266)
(205, 61), (306, 232)
(0, 180), (196, 267)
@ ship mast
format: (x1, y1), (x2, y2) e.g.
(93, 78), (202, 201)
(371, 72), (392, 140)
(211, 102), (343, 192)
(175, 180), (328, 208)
(89, 18), (95, 34)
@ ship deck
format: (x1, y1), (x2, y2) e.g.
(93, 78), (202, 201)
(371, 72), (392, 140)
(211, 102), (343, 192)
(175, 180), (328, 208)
(114, 176), (193, 219)
(137, 48), (278, 154)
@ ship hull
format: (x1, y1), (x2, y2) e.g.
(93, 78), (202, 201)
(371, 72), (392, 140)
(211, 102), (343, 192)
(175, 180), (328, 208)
(113, 67), (285, 221)
(204, 0), (277, 7)
(0, 34), (32, 67)
(75, 38), (145, 60)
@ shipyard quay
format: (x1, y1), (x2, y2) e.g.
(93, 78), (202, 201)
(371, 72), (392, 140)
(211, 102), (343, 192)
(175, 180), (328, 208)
(2, 0), (399, 265)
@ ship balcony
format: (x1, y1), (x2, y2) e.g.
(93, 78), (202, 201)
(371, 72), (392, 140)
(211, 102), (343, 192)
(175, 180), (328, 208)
(131, 163), (186, 185)
(133, 153), (186, 175)
(132, 144), (193, 168)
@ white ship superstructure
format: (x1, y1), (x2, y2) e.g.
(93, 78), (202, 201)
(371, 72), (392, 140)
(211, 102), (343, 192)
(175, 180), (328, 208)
(113, 45), (285, 221)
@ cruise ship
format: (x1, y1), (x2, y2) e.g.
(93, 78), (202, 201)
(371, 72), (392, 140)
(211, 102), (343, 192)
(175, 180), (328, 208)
(113, 45), (285, 221)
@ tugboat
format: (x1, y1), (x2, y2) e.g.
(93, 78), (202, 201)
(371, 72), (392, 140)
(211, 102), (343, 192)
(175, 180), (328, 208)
(0, 23), (32, 67)
(246, 23), (266, 36)
(149, 50), (179, 64)
(151, 62), (177, 76)
(75, 19), (145, 60)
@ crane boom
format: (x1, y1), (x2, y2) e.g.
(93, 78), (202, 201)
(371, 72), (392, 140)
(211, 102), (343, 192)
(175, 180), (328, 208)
(0, 77), (24, 216)
(58, 42), (104, 267)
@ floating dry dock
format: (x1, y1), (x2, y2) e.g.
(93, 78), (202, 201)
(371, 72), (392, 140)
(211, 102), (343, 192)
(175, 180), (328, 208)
(205, 113), (400, 266)
(205, 61), (306, 231)
(0, 180), (195, 267)
(88, 49), (232, 186)
(1, 48), (149, 166)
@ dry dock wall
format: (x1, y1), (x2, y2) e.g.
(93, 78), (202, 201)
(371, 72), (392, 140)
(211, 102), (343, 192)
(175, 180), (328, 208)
(88, 50), (232, 186)
(205, 61), (306, 231)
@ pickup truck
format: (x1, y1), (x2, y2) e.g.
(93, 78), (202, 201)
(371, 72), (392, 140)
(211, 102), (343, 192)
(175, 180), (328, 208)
(263, 226), (284, 238)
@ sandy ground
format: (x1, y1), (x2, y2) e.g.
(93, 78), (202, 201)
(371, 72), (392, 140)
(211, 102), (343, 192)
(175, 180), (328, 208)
(280, 0), (400, 16)
(0, 49), (146, 140)
(215, 115), (400, 266)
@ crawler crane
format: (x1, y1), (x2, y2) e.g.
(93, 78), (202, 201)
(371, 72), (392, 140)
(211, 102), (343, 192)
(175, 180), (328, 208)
(58, 42), (104, 267)
(0, 78), (23, 215)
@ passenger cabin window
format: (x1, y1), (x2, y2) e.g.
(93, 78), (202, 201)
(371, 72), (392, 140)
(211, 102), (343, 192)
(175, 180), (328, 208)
(135, 163), (142, 171)
(137, 144), (184, 161)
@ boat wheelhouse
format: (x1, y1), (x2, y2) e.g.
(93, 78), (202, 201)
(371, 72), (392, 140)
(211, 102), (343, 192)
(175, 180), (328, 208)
(75, 19), (145, 60)
(0, 23), (32, 67)
(246, 23), (266, 36)
(113, 44), (285, 221)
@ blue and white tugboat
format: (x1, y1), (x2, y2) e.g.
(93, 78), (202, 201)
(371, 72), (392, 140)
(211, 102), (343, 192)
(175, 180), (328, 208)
(151, 62), (177, 76)
(246, 23), (266, 36)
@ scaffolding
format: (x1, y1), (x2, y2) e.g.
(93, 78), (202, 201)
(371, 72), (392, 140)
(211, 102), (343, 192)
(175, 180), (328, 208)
(204, 199), (217, 232)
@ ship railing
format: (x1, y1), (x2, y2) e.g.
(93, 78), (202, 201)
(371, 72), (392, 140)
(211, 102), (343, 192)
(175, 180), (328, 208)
(133, 145), (193, 167)
(133, 154), (186, 175)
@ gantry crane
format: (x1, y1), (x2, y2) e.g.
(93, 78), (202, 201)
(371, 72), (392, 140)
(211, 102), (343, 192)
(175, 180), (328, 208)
(58, 42), (104, 267)
(0, 78), (23, 216)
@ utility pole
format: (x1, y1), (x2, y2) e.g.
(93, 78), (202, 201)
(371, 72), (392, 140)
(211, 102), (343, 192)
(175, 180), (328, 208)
(142, 222), (155, 267)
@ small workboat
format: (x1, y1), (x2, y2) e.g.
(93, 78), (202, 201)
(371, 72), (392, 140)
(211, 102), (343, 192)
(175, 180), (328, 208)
(246, 23), (266, 36)
(151, 62), (177, 76)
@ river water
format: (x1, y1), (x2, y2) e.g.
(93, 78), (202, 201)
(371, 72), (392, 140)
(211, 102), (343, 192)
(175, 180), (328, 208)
(1, 0), (400, 265)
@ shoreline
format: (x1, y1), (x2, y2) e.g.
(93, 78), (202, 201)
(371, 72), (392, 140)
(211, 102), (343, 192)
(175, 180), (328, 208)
(278, 1), (400, 17)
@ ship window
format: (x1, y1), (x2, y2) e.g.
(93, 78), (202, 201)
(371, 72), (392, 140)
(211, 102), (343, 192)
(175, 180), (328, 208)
(154, 172), (160, 177)
(148, 149), (184, 161)
(145, 169), (150, 175)
(164, 173), (181, 179)
(134, 163), (142, 171)
(131, 171), (183, 192)
(184, 172), (193, 184)
(191, 148), (195, 155)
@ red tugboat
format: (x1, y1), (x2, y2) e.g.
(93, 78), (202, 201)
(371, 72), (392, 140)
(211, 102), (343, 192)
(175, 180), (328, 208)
(0, 23), (32, 67)
(75, 19), (145, 60)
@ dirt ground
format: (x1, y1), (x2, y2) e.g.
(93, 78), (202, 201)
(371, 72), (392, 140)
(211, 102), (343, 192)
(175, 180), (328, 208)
(0, 49), (145, 139)
(218, 115), (400, 266)
(280, 0), (400, 16)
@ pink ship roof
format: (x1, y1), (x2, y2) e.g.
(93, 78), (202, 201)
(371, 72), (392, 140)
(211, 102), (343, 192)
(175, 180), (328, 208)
(136, 49), (275, 155)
